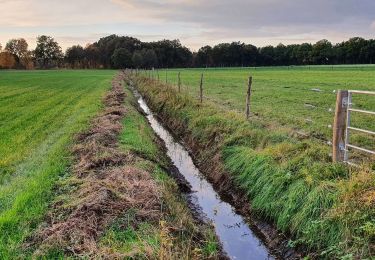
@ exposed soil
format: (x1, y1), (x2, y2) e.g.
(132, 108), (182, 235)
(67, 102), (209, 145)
(31, 72), (161, 257)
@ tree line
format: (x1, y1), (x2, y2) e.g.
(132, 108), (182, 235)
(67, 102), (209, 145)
(1, 35), (374, 69)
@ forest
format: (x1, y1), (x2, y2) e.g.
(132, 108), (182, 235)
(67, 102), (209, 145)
(0, 35), (374, 69)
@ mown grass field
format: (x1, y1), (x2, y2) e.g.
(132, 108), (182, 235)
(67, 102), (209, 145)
(0, 70), (115, 257)
(154, 66), (375, 149)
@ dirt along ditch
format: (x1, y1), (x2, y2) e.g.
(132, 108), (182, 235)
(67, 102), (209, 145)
(126, 73), (303, 260)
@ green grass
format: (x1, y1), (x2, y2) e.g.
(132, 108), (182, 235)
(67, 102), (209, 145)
(0, 70), (115, 258)
(103, 88), (218, 259)
(120, 94), (161, 162)
(151, 66), (375, 148)
(135, 75), (374, 259)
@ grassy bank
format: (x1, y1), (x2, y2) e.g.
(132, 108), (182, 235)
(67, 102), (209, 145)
(0, 70), (115, 258)
(134, 75), (374, 259)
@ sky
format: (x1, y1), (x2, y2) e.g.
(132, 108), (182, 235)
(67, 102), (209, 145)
(0, 0), (374, 51)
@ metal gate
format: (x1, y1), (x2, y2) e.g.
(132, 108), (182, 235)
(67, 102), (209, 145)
(343, 90), (375, 165)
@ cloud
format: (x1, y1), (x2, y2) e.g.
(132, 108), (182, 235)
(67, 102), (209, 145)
(0, 0), (374, 50)
(111, 0), (375, 28)
(110, 0), (375, 47)
(0, 0), (132, 27)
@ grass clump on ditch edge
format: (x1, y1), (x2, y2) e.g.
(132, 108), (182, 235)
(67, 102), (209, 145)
(134, 76), (374, 259)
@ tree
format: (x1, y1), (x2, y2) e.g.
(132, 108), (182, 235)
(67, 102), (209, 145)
(295, 43), (312, 64)
(85, 44), (101, 68)
(360, 39), (375, 64)
(21, 51), (35, 70)
(132, 51), (143, 68)
(311, 39), (333, 64)
(344, 37), (367, 64)
(0, 52), (16, 69)
(259, 46), (275, 66)
(65, 45), (85, 68)
(212, 43), (231, 66)
(94, 35), (142, 68)
(151, 39), (192, 67)
(195, 46), (213, 67)
(142, 49), (158, 68)
(34, 35), (63, 68)
(5, 38), (28, 61)
(111, 48), (132, 68)
(242, 44), (258, 66)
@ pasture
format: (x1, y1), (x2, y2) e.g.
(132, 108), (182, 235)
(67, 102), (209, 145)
(156, 66), (375, 147)
(0, 70), (114, 257)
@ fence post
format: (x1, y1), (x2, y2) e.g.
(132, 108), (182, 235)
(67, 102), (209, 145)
(199, 73), (203, 103)
(246, 76), (253, 119)
(332, 90), (348, 162)
(178, 72), (181, 92)
(166, 69), (168, 84)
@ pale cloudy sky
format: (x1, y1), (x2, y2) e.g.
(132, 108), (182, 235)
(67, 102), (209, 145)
(0, 0), (374, 51)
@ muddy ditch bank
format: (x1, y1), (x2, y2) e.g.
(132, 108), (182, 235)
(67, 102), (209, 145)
(127, 77), (302, 260)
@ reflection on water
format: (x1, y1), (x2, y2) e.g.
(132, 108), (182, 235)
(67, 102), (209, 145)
(134, 90), (274, 260)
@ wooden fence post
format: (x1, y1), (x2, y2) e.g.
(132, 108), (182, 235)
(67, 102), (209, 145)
(178, 72), (181, 92)
(166, 69), (168, 84)
(246, 76), (253, 119)
(157, 70), (159, 81)
(199, 73), (203, 103)
(332, 90), (348, 162)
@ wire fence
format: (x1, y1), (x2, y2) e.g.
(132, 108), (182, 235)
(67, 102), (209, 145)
(131, 68), (374, 163)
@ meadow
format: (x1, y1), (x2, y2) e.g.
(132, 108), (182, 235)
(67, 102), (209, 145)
(154, 66), (375, 150)
(0, 70), (114, 257)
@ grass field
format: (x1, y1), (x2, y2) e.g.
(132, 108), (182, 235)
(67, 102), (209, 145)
(153, 66), (375, 149)
(0, 70), (115, 257)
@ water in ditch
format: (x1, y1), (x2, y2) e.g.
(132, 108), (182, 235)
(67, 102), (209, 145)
(134, 90), (274, 260)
